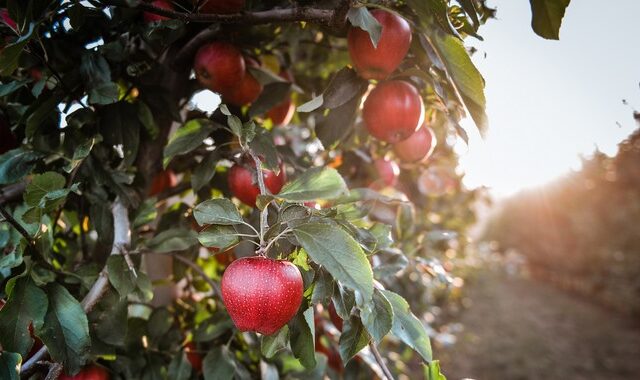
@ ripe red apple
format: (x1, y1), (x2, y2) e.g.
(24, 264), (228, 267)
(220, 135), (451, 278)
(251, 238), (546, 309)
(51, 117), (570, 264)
(59, 365), (110, 380)
(0, 116), (18, 154)
(148, 169), (177, 196)
(184, 342), (203, 373)
(223, 57), (263, 106)
(194, 42), (245, 94)
(362, 80), (424, 143)
(348, 10), (412, 80)
(199, 0), (245, 14)
(392, 126), (436, 163)
(266, 70), (295, 126)
(143, 0), (173, 23)
(0, 8), (16, 31)
(221, 256), (303, 335)
(372, 157), (399, 188)
(228, 162), (286, 207)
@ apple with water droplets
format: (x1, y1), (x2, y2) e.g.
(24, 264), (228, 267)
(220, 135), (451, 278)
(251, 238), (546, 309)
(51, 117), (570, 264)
(221, 256), (303, 335)
(363, 80), (424, 143)
(348, 10), (412, 80)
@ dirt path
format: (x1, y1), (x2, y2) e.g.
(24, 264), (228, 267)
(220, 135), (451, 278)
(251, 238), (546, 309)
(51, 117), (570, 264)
(435, 271), (640, 380)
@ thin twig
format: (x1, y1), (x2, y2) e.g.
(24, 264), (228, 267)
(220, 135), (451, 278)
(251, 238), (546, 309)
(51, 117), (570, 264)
(369, 342), (395, 380)
(263, 228), (292, 255)
(173, 253), (222, 297)
(0, 204), (32, 244)
(247, 151), (268, 252)
(44, 363), (63, 380)
(21, 198), (131, 376)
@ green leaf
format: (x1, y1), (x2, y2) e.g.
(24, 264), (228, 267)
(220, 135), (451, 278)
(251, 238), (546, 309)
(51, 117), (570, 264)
(93, 291), (128, 346)
(0, 80), (28, 97)
(24, 172), (67, 212)
(297, 67), (368, 114)
(0, 276), (47, 356)
(316, 92), (363, 149)
(289, 307), (316, 369)
(191, 151), (219, 191)
(147, 228), (198, 253)
(88, 82), (119, 105)
(39, 284), (90, 375)
(278, 168), (348, 201)
(249, 128), (279, 171)
(203, 346), (236, 380)
(338, 315), (370, 363)
(261, 325), (289, 359)
(293, 222), (373, 302)
(424, 360), (447, 380)
(530, 0), (571, 40)
(248, 82), (291, 117)
(347, 7), (382, 48)
(193, 198), (243, 226)
(310, 268), (333, 305)
(0, 149), (41, 185)
(0, 22), (36, 76)
(98, 102), (141, 167)
(373, 248), (409, 279)
(163, 119), (214, 168)
(193, 313), (234, 342)
(107, 255), (137, 298)
(197, 225), (240, 251)
(380, 290), (432, 362)
(137, 101), (159, 139)
(407, 0), (454, 36)
(360, 289), (393, 343)
(297, 95), (323, 113)
(0, 352), (21, 380)
(168, 352), (192, 380)
(147, 308), (174, 341)
(430, 32), (487, 133)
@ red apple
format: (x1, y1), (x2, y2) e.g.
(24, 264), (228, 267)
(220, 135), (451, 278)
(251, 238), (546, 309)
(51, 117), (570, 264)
(194, 42), (245, 94)
(0, 8), (16, 31)
(266, 70), (295, 126)
(228, 162), (286, 207)
(372, 157), (399, 188)
(392, 126), (436, 163)
(0, 116), (18, 154)
(362, 80), (424, 143)
(223, 57), (262, 106)
(148, 169), (177, 196)
(143, 0), (173, 23)
(348, 10), (412, 80)
(184, 342), (203, 373)
(221, 256), (303, 335)
(199, 0), (245, 14)
(59, 365), (110, 380)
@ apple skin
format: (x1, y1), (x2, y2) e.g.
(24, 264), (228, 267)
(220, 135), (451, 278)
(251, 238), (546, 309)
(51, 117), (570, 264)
(362, 80), (424, 143)
(266, 70), (295, 126)
(348, 10), (412, 80)
(184, 342), (203, 373)
(392, 126), (437, 163)
(228, 162), (286, 207)
(199, 0), (245, 14)
(58, 365), (110, 380)
(372, 157), (399, 188)
(143, 0), (173, 23)
(148, 169), (177, 196)
(221, 256), (303, 335)
(223, 57), (262, 106)
(194, 42), (246, 94)
(0, 116), (18, 154)
(0, 8), (16, 31)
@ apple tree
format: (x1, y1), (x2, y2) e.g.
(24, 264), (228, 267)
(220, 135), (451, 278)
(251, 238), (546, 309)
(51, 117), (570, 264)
(0, 0), (570, 379)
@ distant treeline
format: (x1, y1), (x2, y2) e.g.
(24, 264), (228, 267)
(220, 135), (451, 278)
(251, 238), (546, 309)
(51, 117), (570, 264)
(483, 123), (640, 316)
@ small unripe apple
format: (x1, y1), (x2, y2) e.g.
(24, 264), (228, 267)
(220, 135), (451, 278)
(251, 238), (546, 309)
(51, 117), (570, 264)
(59, 365), (110, 380)
(143, 0), (173, 23)
(148, 169), (178, 196)
(221, 256), (303, 335)
(348, 10), (412, 80)
(228, 162), (286, 207)
(223, 57), (262, 106)
(0, 116), (18, 154)
(199, 0), (245, 14)
(392, 126), (436, 163)
(266, 70), (295, 126)
(362, 80), (424, 143)
(194, 42), (246, 94)
(184, 342), (203, 373)
(372, 157), (399, 188)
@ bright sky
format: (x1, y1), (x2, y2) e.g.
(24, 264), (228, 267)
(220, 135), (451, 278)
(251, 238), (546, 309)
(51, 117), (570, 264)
(457, 0), (640, 197)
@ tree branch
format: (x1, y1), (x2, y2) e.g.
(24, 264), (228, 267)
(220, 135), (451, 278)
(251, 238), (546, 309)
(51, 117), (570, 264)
(369, 342), (395, 380)
(172, 253), (221, 297)
(0, 182), (26, 204)
(0, 204), (32, 244)
(20, 198), (131, 376)
(99, 0), (337, 26)
(248, 151), (268, 252)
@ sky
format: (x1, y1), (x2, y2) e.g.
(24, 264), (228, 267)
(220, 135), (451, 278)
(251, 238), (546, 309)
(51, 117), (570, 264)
(456, 0), (640, 197)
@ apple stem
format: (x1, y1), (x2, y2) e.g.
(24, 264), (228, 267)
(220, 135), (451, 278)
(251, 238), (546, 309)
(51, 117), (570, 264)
(369, 341), (395, 380)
